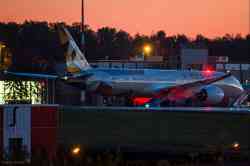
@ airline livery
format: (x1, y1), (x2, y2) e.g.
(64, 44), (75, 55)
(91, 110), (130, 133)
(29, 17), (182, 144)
(4, 25), (244, 107)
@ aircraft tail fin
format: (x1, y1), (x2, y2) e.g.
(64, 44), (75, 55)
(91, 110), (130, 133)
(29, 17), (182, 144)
(57, 25), (91, 74)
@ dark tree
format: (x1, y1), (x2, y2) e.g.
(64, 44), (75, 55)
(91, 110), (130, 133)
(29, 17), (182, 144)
(97, 27), (117, 60)
(113, 30), (132, 60)
(0, 21), (249, 72)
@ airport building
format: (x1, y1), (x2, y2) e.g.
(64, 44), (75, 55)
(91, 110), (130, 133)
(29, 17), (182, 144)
(0, 105), (249, 162)
(0, 42), (56, 105)
(180, 48), (208, 70)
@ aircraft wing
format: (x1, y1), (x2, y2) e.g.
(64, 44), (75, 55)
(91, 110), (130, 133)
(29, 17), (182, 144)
(155, 73), (231, 96)
(3, 71), (58, 79)
(147, 73), (232, 106)
(3, 70), (93, 81)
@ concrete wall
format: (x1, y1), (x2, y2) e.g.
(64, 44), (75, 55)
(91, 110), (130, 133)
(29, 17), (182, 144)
(58, 107), (250, 153)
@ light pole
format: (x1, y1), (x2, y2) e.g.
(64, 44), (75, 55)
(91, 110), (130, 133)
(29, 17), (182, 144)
(142, 44), (152, 60)
(143, 44), (152, 56)
(81, 0), (85, 52)
(81, 0), (84, 33)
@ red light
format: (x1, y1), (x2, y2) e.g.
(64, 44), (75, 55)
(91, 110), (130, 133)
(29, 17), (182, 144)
(202, 66), (214, 77)
(133, 97), (151, 105)
(205, 69), (212, 73)
(203, 65), (215, 73)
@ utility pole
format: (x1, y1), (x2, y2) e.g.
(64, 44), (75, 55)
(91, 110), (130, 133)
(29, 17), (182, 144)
(81, 0), (86, 106)
(81, 0), (85, 52)
(81, 0), (84, 33)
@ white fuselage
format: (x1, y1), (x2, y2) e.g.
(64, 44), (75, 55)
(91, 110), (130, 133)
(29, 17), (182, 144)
(85, 68), (243, 99)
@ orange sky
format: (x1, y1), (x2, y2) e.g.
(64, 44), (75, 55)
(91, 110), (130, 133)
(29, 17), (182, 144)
(0, 0), (249, 37)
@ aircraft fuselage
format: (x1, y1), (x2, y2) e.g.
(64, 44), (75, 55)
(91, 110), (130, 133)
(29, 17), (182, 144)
(84, 68), (243, 99)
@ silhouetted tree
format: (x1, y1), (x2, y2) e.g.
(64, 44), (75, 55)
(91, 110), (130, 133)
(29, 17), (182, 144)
(0, 21), (249, 71)
(177, 34), (189, 44)
(151, 30), (168, 57)
(195, 34), (209, 47)
(84, 26), (99, 60)
(97, 27), (117, 59)
(113, 30), (132, 60)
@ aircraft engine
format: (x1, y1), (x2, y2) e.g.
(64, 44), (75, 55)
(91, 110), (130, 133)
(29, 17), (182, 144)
(196, 85), (224, 105)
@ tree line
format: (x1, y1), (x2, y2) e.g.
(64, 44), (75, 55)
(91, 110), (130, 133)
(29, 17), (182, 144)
(0, 21), (249, 73)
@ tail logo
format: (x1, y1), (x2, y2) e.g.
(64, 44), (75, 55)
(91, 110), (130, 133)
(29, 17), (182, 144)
(57, 25), (91, 74)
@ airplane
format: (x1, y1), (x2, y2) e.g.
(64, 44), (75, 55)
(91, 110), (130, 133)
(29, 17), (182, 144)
(3, 25), (244, 107)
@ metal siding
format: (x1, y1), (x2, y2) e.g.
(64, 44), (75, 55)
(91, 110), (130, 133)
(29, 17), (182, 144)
(31, 106), (57, 159)
(3, 105), (31, 156)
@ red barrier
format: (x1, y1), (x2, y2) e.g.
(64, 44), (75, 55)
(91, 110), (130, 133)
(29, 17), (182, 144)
(31, 106), (58, 160)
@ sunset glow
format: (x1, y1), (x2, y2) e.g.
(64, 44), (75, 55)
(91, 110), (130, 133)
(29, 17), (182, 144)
(0, 0), (249, 37)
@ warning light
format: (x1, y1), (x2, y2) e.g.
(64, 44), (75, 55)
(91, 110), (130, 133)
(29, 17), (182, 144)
(143, 44), (153, 56)
(72, 146), (81, 155)
(145, 104), (150, 108)
(203, 65), (215, 73)
(232, 142), (240, 150)
(202, 66), (214, 77)
(133, 97), (151, 105)
(62, 76), (68, 80)
(0, 43), (6, 49)
(205, 69), (212, 73)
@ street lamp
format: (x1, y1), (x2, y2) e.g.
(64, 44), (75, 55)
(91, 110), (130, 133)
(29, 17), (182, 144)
(72, 146), (81, 156)
(80, 0), (85, 52)
(0, 42), (6, 55)
(143, 44), (152, 57)
(81, 0), (84, 33)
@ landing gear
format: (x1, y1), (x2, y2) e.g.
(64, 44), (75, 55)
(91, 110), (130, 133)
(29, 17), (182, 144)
(185, 98), (194, 106)
(104, 91), (135, 107)
(86, 90), (137, 107)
